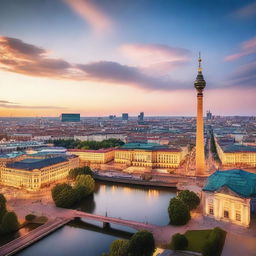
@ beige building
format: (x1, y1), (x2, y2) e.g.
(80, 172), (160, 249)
(0, 156), (79, 191)
(203, 169), (256, 227)
(68, 148), (115, 164)
(215, 138), (256, 167)
(114, 143), (186, 168)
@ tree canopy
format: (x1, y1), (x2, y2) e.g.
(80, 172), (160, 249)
(52, 175), (95, 208)
(168, 198), (191, 225)
(170, 233), (188, 250)
(68, 166), (93, 180)
(0, 211), (19, 234)
(109, 239), (129, 256)
(75, 174), (95, 196)
(0, 194), (7, 223)
(127, 230), (155, 256)
(51, 138), (124, 150)
(177, 190), (200, 210)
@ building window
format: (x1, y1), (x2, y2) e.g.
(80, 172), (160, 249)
(209, 207), (214, 215)
(236, 211), (241, 221)
(224, 210), (229, 218)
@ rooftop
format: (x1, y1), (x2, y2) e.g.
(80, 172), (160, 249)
(203, 169), (256, 198)
(222, 144), (256, 153)
(6, 156), (68, 171)
(68, 148), (114, 153)
(121, 143), (168, 150)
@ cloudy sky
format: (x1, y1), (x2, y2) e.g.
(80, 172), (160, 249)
(0, 0), (255, 117)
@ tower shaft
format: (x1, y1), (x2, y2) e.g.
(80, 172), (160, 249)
(196, 93), (205, 175)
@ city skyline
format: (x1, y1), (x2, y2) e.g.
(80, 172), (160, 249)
(1, 0), (256, 117)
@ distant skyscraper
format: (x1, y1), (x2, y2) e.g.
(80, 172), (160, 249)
(109, 115), (116, 120)
(206, 110), (212, 120)
(61, 113), (80, 122)
(194, 53), (206, 176)
(122, 113), (129, 121)
(138, 112), (144, 122)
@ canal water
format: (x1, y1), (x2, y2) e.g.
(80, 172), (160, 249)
(16, 182), (177, 256)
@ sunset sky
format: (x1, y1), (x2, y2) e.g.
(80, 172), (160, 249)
(0, 0), (256, 117)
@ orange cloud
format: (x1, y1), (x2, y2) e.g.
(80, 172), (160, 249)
(63, 0), (112, 33)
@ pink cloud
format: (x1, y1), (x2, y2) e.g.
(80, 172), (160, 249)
(120, 43), (190, 75)
(63, 0), (112, 33)
(225, 37), (256, 61)
(233, 2), (256, 18)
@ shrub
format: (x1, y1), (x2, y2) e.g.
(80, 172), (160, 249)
(170, 233), (188, 250)
(109, 239), (129, 256)
(177, 190), (200, 210)
(202, 227), (226, 256)
(0, 194), (7, 223)
(25, 214), (36, 221)
(168, 198), (190, 225)
(0, 211), (19, 234)
(127, 230), (155, 256)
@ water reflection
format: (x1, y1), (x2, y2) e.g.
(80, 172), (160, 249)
(16, 182), (177, 256)
(76, 181), (177, 226)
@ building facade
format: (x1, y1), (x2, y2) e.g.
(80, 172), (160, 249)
(202, 169), (256, 227)
(68, 148), (115, 164)
(61, 113), (80, 122)
(215, 139), (256, 167)
(0, 156), (79, 191)
(114, 143), (186, 168)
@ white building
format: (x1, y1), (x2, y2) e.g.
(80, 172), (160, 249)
(202, 169), (256, 227)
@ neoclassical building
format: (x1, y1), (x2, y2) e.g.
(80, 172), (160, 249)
(0, 155), (79, 191)
(215, 138), (256, 167)
(114, 143), (187, 168)
(68, 148), (115, 164)
(202, 169), (256, 227)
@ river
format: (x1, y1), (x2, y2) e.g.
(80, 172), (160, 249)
(16, 181), (177, 256)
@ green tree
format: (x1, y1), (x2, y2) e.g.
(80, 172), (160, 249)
(51, 183), (72, 202)
(0, 211), (19, 234)
(51, 183), (77, 208)
(68, 166), (93, 180)
(0, 194), (7, 223)
(170, 233), (188, 250)
(75, 174), (95, 196)
(109, 239), (129, 256)
(127, 230), (155, 256)
(168, 198), (190, 225)
(177, 190), (200, 210)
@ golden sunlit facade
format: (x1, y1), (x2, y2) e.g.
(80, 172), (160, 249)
(114, 149), (184, 168)
(215, 142), (256, 167)
(68, 149), (115, 164)
(203, 191), (251, 227)
(0, 156), (79, 191)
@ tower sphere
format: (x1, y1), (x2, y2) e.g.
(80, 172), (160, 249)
(194, 54), (206, 92)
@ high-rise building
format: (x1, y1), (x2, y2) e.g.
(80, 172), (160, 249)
(206, 110), (212, 120)
(122, 113), (129, 121)
(61, 113), (80, 122)
(194, 53), (206, 175)
(138, 112), (144, 122)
